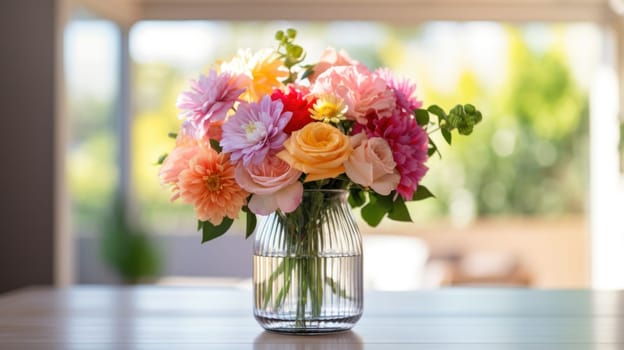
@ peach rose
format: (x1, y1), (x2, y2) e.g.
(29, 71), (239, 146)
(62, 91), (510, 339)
(344, 133), (400, 195)
(234, 155), (303, 215)
(308, 47), (365, 82)
(278, 122), (352, 182)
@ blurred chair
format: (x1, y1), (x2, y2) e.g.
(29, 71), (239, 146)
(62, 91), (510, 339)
(427, 250), (532, 287)
(447, 251), (532, 286)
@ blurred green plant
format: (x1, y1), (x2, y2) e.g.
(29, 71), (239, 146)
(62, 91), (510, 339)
(101, 195), (162, 284)
(404, 26), (588, 219)
(473, 28), (587, 215)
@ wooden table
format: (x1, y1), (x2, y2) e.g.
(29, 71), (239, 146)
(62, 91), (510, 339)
(0, 286), (623, 349)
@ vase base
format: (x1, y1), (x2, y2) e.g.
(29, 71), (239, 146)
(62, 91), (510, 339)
(255, 314), (361, 334)
(264, 328), (351, 335)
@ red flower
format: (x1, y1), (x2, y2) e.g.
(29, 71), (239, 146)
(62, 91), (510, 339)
(271, 87), (316, 134)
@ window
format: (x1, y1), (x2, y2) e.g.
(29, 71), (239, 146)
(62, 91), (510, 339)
(65, 19), (120, 237)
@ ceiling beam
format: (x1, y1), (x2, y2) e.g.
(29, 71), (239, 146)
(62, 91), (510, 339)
(69, 0), (139, 27)
(140, 0), (613, 23)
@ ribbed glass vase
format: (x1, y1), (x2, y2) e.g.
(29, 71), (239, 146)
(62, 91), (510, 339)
(253, 189), (363, 334)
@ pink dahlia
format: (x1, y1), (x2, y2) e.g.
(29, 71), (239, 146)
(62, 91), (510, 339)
(220, 96), (292, 166)
(176, 69), (245, 139)
(311, 65), (395, 125)
(376, 68), (422, 115)
(357, 112), (429, 200)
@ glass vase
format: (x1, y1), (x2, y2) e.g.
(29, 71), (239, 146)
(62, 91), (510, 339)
(253, 189), (363, 334)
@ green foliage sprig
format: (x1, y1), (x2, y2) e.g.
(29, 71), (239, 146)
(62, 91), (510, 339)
(275, 29), (314, 84)
(416, 104), (483, 159)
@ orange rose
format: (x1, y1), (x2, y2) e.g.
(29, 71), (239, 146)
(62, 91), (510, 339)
(278, 122), (352, 182)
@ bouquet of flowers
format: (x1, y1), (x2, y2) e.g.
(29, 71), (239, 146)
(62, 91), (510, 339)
(159, 28), (482, 242)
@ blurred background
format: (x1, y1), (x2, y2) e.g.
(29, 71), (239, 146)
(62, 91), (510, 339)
(3, 0), (624, 292)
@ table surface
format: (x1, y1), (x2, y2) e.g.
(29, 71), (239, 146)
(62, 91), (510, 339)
(0, 286), (623, 349)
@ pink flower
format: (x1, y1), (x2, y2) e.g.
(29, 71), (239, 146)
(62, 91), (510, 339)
(160, 145), (196, 201)
(205, 120), (224, 141)
(159, 134), (203, 200)
(235, 155), (303, 215)
(182, 120), (224, 142)
(356, 112), (429, 200)
(220, 96), (292, 166)
(308, 47), (365, 82)
(312, 65), (395, 125)
(177, 149), (248, 225)
(176, 69), (245, 139)
(344, 133), (400, 195)
(376, 68), (422, 115)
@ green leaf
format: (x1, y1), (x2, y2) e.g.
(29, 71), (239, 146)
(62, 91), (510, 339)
(209, 139), (222, 152)
(361, 193), (393, 227)
(361, 201), (387, 227)
(244, 207), (257, 239)
(388, 196), (412, 222)
(414, 109), (429, 126)
(412, 185), (435, 201)
(200, 217), (234, 243)
(348, 188), (366, 208)
(428, 138), (440, 158)
(446, 104), (483, 135)
(301, 67), (314, 80)
(374, 193), (394, 211)
(155, 153), (168, 165)
(464, 103), (476, 114)
(290, 45), (303, 59)
(167, 132), (178, 139)
(283, 56), (295, 68)
(286, 28), (297, 38)
(427, 105), (446, 122)
(441, 128), (452, 145)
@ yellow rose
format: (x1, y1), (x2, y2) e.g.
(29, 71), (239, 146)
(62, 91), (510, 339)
(278, 122), (352, 182)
